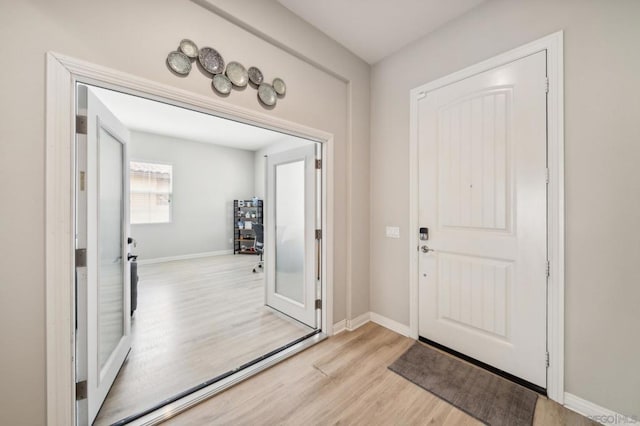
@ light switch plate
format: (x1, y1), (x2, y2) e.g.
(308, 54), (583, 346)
(385, 226), (400, 239)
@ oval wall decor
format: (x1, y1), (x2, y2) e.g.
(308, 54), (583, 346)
(167, 39), (286, 108)
(198, 47), (225, 75)
(166, 51), (191, 75)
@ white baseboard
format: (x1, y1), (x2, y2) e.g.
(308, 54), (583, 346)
(370, 312), (412, 337)
(334, 312), (413, 337)
(564, 393), (636, 424)
(333, 312), (371, 335)
(346, 312), (370, 331)
(137, 250), (233, 265)
(332, 319), (346, 335)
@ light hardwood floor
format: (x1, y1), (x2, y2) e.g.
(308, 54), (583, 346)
(94, 255), (312, 425)
(166, 322), (596, 426)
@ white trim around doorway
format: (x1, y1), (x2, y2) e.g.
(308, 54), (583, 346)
(408, 31), (564, 402)
(45, 52), (335, 426)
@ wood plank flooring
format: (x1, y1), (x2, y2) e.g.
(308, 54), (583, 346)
(94, 255), (312, 425)
(165, 322), (596, 426)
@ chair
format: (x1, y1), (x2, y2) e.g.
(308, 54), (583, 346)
(252, 223), (264, 273)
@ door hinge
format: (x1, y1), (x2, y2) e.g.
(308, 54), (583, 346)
(76, 380), (87, 400)
(545, 168), (550, 184)
(76, 114), (87, 135)
(79, 171), (86, 191)
(75, 248), (87, 268)
(545, 77), (549, 94)
(315, 299), (322, 310)
(546, 261), (550, 279)
(545, 351), (550, 368)
(315, 229), (322, 240)
(315, 159), (322, 170)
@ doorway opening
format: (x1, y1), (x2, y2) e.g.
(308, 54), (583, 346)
(74, 83), (326, 425)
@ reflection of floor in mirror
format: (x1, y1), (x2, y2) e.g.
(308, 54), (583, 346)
(94, 254), (313, 426)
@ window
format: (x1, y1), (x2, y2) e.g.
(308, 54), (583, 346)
(130, 161), (172, 224)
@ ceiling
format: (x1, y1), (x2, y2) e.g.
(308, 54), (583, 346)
(90, 87), (293, 151)
(277, 0), (486, 64)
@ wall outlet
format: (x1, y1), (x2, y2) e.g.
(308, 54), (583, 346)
(385, 226), (400, 239)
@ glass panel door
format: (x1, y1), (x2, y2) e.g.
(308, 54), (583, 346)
(98, 127), (126, 370)
(265, 144), (317, 328)
(274, 160), (306, 304)
(76, 84), (132, 425)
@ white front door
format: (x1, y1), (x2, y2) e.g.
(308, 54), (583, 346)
(76, 85), (132, 424)
(418, 51), (548, 387)
(265, 144), (318, 328)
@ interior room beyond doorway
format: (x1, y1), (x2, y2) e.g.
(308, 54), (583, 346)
(94, 255), (313, 425)
(78, 85), (322, 425)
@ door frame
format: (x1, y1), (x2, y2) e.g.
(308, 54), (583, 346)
(408, 31), (564, 402)
(45, 52), (335, 425)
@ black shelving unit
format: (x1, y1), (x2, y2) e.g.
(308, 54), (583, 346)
(233, 199), (263, 254)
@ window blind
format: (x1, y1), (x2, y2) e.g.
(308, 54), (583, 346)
(130, 161), (172, 224)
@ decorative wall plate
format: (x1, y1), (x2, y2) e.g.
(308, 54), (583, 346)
(167, 51), (191, 75)
(225, 61), (248, 87)
(212, 74), (232, 95)
(272, 78), (286, 96)
(248, 66), (264, 85)
(198, 47), (225, 74)
(258, 83), (277, 106)
(179, 39), (198, 58)
(168, 39), (287, 107)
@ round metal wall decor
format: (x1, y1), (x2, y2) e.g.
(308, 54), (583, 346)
(212, 74), (232, 95)
(167, 39), (286, 107)
(198, 47), (225, 74)
(258, 83), (277, 106)
(179, 39), (199, 59)
(166, 51), (192, 75)
(225, 61), (248, 87)
(248, 66), (264, 85)
(272, 78), (286, 96)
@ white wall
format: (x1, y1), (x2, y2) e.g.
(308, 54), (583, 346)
(129, 131), (254, 260)
(370, 0), (640, 416)
(0, 0), (369, 423)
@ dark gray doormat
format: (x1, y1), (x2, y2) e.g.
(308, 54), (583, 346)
(389, 342), (538, 426)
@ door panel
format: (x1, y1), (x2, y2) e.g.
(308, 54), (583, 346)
(418, 51), (547, 387)
(274, 160), (306, 304)
(437, 253), (510, 338)
(76, 84), (132, 425)
(265, 144), (318, 328)
(97, 128), (126, 370)
(439, 89), (510, 231)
